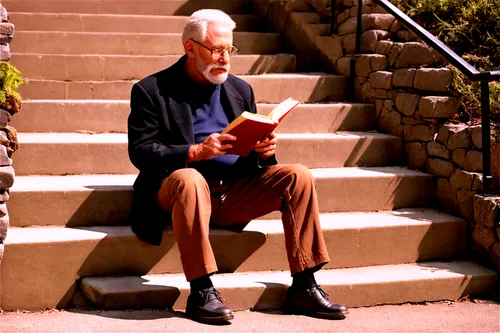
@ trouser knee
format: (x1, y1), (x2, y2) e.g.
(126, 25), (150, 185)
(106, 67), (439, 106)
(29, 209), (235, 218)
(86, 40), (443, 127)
(157, 168), (209, 212)
(282, 164), (313, 184)
(169, 168), (208, 192)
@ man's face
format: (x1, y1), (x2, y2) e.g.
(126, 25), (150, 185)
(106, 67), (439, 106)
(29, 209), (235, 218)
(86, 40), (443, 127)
(195, 23), (233, 84)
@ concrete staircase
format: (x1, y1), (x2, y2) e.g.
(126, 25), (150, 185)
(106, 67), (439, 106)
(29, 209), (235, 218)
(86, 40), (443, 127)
(2, 0), (496, 311)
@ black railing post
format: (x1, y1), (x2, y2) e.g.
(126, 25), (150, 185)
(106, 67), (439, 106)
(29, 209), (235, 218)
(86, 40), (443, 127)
(355, 0), (363, 54)
(348, 58), (356, 101)
(349, 0), (364, 102)
(330, 0), (338, 35)
(481, 81), (493, 195)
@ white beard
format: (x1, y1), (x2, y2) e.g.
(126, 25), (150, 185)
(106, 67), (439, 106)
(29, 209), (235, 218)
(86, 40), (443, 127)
(196, 57), (230, 84)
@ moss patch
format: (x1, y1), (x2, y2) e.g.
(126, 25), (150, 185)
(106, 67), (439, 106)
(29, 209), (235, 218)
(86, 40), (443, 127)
(0, 61), (24, 114)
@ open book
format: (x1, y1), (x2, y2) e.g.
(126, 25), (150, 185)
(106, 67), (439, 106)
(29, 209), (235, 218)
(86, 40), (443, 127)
(221, 97), (300, 156)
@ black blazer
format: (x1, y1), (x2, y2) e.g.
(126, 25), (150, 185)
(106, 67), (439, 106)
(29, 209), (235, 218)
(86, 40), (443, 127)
(128, 55), (277, 245)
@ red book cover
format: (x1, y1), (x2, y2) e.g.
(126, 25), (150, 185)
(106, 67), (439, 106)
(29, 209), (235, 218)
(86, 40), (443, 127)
(221, 98), (299, 156)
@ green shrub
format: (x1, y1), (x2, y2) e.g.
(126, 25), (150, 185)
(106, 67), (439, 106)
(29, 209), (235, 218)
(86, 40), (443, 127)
(0, 61), (24, 114)
(391, 0), (499, 122)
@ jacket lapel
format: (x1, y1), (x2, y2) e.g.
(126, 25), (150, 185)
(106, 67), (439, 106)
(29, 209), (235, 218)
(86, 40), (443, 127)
(169, 100), (194, 144)
(166, 56), (195, 144)
(222, 78), (245, 122)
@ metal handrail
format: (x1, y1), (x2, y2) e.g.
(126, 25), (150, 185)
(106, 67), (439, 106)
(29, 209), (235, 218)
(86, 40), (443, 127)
(374, 0), (500, 82)
(347, 0), (498, 194)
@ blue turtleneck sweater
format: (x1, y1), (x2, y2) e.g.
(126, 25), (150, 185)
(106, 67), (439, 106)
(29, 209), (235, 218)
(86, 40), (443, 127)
(189, 84), (241, 179)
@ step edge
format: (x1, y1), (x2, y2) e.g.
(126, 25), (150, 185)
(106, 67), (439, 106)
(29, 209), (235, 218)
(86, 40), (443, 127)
(11, 166), (434, 189)
(80, 261), (498, 290)
(5, 208), (466, 244)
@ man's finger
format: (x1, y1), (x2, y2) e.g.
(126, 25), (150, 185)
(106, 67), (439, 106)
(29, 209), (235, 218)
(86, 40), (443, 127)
(255, 146), (275, 153)
(220, 143), (233, 151)
(218, 133), (237, 141)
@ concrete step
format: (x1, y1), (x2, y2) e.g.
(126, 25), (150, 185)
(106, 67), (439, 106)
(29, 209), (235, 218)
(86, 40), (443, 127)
(11, 31), (281, 55)
(9, 13), (269, 33)
(1, 0), (253, 15)
(2, 209), (471, 310)
(11, 54), (297, 80)
(79, 262), (497, 311)
(13, 132), (403, 175)
(18, 74), (348, 102)
(9, 168), (434, 227)
(11, 101), (375, 133)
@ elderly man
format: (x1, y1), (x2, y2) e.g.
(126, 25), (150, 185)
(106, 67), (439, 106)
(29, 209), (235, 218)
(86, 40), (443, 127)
(128, 9), (348, 324)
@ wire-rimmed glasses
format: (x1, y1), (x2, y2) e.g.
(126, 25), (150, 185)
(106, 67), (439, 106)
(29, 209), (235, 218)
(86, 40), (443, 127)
(190, 38), (239, 59)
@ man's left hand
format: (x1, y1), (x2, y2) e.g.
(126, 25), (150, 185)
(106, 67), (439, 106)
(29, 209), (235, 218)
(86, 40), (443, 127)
(255, 131), (277, 160)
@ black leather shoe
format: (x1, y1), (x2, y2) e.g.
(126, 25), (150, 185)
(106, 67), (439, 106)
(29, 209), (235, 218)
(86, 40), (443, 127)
(284, 285), (348, 320)
(185, 287), (234, 324)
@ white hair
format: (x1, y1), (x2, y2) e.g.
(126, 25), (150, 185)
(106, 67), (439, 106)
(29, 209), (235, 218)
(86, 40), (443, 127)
(182, 9), (236, 44)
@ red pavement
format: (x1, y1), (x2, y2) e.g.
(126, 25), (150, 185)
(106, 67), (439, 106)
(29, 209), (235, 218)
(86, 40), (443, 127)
(1, 301), (499, 333)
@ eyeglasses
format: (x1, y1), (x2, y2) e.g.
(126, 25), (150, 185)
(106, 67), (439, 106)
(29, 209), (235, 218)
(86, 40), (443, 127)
(190, 38), (239, 59)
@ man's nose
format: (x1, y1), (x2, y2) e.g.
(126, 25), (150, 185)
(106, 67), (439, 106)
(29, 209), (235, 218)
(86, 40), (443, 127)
(218, 50), (230, 64)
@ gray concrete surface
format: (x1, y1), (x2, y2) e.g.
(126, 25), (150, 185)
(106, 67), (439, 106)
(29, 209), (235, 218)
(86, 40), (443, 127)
(1, 301), (499, 333)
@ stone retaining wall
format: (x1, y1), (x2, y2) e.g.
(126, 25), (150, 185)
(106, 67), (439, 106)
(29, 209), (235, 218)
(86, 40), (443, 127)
(254, 0), (500, 270)
(0, 4), (17, 263)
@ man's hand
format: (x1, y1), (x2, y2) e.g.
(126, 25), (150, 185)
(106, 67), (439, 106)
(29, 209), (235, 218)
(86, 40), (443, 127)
(188, 133), (236, 163)
(255, 131), (277, 160)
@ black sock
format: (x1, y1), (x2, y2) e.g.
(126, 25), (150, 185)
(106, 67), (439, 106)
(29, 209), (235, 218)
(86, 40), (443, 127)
(190, 274), (214, 292)
(292, 267), (318, 290)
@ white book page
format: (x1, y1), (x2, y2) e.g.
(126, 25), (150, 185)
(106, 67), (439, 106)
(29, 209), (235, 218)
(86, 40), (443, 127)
(268, 98), (299, 123)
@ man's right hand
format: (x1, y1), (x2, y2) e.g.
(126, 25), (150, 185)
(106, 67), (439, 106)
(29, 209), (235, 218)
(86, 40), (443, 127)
(187, 133), (236, 163)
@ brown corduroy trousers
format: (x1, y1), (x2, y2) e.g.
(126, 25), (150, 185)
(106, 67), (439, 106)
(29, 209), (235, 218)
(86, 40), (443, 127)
(157, 164), (330, 281)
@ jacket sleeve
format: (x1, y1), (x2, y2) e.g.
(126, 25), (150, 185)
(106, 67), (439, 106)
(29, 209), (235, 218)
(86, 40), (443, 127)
(128, 82), (191, 174)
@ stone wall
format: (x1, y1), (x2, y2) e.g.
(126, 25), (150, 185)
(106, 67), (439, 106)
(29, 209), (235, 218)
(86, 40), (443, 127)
(253, 0), (500, 270)
(0, 4), (17, 262)
(473, 196), (500, 270)
(0, 5), (11, 63)
(334, 0), (500, 271)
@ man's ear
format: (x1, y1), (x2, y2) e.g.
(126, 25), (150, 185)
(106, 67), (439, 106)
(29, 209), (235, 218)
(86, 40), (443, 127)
(185, 40), (196, 58)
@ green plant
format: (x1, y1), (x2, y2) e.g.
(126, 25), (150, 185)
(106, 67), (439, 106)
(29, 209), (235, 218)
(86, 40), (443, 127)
(0, 61), (24, 114)
(451, 66), (500, 123)
(391, 0), (500, 122)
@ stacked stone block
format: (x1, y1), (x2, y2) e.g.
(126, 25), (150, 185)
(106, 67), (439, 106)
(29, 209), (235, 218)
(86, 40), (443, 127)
(254, 0), (500, 270)
(0, 5), (12, 62)
(473, 197), (500, 270)
(0, 4), (17, 261)
(334, 1), (500, 270)
(427, 125), (500, 270)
